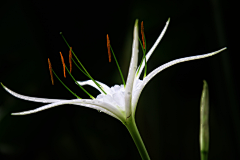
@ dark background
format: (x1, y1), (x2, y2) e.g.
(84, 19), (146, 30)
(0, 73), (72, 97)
(0, 0), (238, 159)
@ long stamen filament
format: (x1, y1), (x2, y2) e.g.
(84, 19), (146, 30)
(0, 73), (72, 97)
(109, 45), (126, 86)
(137, 37), (147, 78)
(59, 51), (94, 99)
(69, 47), (72, 73)
(70, 56), (107, 95)
(64, 63), (95, 99)
(141, 21), (145, 50)
(143, 28), (147, 78)
(137, 21), (147, 78)
(51, 69), (81, 99)
(71, 58), (89, 77)
(60, 32), (107, 95)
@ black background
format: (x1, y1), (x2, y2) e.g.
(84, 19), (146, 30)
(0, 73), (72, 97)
(0, 0), (239, 159)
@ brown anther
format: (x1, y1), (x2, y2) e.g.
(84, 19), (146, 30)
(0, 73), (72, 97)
(141, 21), (145, 50)
(60, 52), (66, 78)
(48, 58), (54, 85)
(106, 34), (111, 62)
(69, 47), (72, 73)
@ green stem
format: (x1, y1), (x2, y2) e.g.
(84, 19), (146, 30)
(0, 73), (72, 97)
(201, 151), (208, 160)
(125, 117), (150, 160)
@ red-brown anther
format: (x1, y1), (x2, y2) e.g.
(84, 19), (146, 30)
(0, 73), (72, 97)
(107, 34), (111, 62)
(60, 52), (66, 78)
(141, 21), (145, 50)
(48, 58), (54, 85)
(69, 47), (72, 73)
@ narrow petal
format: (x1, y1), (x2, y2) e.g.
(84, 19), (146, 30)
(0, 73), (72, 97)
(12, 99), (125, 122)
(1, 83), (65, 103)
(132, 47), (227, 112)
(125, 19), (139, 119)
(76, 99), (124, 120)
(76, 80), (111, 95)
(136, 18), (170, 80)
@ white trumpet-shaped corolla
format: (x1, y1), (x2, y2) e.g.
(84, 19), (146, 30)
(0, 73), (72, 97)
(1, 19), (226, 124)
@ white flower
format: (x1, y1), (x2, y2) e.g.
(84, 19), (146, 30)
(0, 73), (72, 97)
(1, 19), (226, 124)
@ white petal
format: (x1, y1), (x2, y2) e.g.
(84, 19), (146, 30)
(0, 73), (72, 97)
(125, 19), (139, 118)
(132, 47), (227, 113)
(75, 99), (125, 121)
(1, 83), (65, 103)
(102, 94), (117, 106)
(12, 99), (125, 122)
(76, 80), (111, 95)
(113, 92), (125, 110)
(136, 18), (170, 80)
(96, 84), (125, 111)
(77, 103), (121, 121)
(111, 85), (121, 92)
(131, 79), (143, 115)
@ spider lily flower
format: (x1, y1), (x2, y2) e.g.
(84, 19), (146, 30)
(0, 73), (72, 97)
(2, 19), (226, 123)
(1, 18), (226, 160)
(1, 19), (226, 124)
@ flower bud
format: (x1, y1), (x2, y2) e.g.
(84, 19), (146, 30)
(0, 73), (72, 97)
(200, 80), (209, 160)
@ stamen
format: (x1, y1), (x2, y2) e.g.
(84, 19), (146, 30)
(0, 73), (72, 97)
(60, 52), (66, 78)
(69, 47), (72, 73)
(60, 32), (107, 94)
(110, 46), (126, 86)
(138, 22), (147, 78)
(141, 21), (145, 50)
(48, 58), (54, 85)
(51, 69), (81, 99)
(107, 34), (111, 62)
(64, 64), (95, 99)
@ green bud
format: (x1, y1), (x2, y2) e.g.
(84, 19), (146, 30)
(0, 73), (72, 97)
(200, 80), (209, 160)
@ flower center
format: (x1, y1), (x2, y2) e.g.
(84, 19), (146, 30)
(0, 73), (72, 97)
(96, 79), (143, 111)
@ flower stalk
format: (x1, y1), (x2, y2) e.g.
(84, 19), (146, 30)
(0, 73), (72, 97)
(125, 116), (150, 160)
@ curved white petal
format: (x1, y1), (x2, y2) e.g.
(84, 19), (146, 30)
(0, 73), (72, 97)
(125, 19), (139, 118)
(136, 18), (170, 80)
(12, 99), (125, 122)
(1, 83), (65, 103)
(131, 79), (143, 115)
(76, 80), (111, 95)
(132, 47), (227, 113)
